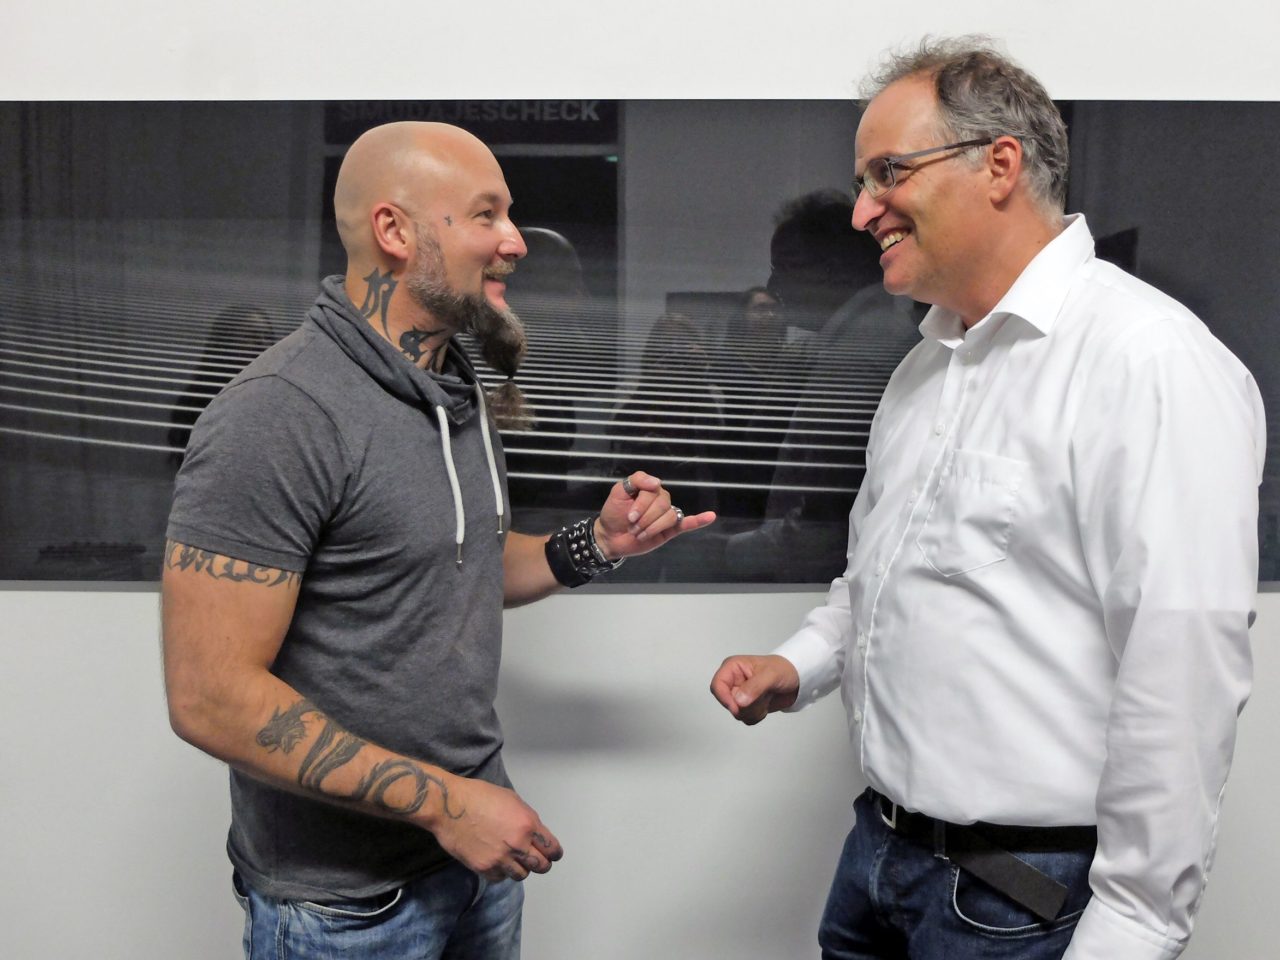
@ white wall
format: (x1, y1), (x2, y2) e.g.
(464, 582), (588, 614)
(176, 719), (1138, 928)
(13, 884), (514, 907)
(1, 587), (1276, 959)
(5, 2), (1279, 959)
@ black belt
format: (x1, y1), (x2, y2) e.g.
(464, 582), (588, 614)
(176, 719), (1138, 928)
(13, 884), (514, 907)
(872, 790), (1097, 923)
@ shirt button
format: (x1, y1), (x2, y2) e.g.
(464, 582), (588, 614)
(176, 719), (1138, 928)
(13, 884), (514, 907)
(857, 633), (868, 653)
(853, 709), (864, 724)
(875, 562), (885, 576)
(933, 423), (944, 436)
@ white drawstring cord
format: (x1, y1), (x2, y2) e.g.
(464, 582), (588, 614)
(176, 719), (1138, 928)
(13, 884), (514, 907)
(435, 406), (466, 566)
(474, 385), (506, 537)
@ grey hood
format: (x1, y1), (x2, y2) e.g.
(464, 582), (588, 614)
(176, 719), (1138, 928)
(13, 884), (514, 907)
(305, 274), (506, 559)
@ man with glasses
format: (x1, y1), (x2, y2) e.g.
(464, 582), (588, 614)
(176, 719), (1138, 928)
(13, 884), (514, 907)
(711, 37), (1262, 960)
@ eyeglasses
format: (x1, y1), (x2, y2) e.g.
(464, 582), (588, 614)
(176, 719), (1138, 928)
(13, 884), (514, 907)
(851, 138), (994, 201)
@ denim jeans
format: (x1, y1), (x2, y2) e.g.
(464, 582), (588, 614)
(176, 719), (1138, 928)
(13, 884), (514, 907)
(818, 789), (1093, 960)
(233, 862), (523, 960)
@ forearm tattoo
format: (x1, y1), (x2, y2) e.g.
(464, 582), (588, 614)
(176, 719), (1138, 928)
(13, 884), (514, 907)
(399, 327), (447, 366)
(164, 540), (300, 588)
(359, 267), (398, 339)
(256, 699), (462, 819)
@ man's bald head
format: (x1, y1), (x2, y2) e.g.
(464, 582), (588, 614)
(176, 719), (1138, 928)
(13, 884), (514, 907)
(333, 121), (504, 261)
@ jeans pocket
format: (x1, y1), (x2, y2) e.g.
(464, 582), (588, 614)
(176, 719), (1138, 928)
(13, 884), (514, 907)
(916, 449), (1028, 577)
(949, 847), (1092, 938)
(292, 885), (405, 923)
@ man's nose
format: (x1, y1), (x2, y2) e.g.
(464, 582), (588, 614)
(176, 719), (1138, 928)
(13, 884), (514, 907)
(851, 190), (883, 232)
(501, 222), (527, 260)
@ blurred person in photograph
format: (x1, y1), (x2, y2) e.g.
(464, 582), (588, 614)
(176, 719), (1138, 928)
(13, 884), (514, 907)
(168, 305), (281, 463)
(612, 311), (725, 522)
(500, 225), (590, 511)
(724, 286), (785, 376)
(712, 38), (1262, 960)
(725, 190), (916, 580)
(162, 120), (713, 960)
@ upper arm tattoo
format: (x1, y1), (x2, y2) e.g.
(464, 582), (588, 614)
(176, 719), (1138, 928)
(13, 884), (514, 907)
(164, 539), (301, 588)
(255, 698), (463, 819)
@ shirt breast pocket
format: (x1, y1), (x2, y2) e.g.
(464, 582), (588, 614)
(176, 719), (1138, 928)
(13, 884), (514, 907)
(916, 449), (1028, 578)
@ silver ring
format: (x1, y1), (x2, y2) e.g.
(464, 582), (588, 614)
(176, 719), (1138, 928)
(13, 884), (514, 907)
(673, 507), (685, 526)
(621, 476), (637, 497)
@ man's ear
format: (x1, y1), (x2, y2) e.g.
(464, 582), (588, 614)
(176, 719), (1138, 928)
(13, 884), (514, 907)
(370, 202), (414, 265)
(987, 135), (1024, 205)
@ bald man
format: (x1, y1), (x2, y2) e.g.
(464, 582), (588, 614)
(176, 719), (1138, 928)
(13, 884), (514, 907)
(162, 122), (713, 960)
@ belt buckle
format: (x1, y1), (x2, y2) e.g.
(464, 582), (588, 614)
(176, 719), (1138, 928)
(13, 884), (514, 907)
(879, 799), (898, 831)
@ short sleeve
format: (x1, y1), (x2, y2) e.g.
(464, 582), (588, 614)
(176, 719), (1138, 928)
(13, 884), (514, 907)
(166, 375), (349, 572)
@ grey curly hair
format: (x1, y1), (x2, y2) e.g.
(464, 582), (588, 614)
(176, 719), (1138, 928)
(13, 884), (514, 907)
(861, 36), (1069, 215)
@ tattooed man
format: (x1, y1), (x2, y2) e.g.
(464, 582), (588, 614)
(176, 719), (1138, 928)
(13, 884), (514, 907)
(162, 121), (713, 960)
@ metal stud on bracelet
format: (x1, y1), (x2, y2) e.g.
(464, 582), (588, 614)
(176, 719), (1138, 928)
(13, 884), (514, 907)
(545, 516), (625, 588)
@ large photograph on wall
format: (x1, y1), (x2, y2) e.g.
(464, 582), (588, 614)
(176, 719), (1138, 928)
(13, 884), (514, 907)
(0, 99), (1276, 582)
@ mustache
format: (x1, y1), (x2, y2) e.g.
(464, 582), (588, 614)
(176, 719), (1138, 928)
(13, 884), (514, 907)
(483, 262), (516, 281)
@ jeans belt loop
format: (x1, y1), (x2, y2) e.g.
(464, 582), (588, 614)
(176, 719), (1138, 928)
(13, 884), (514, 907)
(932, 819), (946, 858)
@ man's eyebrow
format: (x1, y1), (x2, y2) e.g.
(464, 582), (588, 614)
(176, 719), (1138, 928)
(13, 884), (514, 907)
(471, 191), (506, 207)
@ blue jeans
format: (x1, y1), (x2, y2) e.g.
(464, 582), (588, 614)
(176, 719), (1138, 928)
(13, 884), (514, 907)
(818, 790), (1093, 960)
(233, 862), (523, 960)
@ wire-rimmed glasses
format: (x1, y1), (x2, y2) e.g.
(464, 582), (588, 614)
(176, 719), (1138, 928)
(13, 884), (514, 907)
(851, 138), (994, 201)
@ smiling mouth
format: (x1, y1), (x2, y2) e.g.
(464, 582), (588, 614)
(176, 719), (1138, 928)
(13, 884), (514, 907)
(880, 230), (909, 252)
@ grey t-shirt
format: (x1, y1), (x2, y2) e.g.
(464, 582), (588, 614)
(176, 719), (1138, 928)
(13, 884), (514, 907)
(168, 287), (511, 901)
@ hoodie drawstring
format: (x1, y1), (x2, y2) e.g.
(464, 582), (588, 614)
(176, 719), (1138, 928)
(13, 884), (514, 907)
(436, 392), (506, 567)
(474, 385), (506, 537)
(435, 406), (466, 566)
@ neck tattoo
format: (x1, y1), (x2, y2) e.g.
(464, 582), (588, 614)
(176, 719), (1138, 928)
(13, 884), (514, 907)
(359, 268), (399, 339)
(400, 328), (447, 368)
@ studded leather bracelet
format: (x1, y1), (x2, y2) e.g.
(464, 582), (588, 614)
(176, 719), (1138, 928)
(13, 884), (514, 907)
(545, 516), (626, 588)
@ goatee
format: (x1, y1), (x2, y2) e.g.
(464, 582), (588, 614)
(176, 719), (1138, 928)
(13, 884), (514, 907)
(407, 229), (532, 430)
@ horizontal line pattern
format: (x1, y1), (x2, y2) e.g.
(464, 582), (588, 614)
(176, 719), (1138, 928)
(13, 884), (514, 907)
(0, 224), (918, 503)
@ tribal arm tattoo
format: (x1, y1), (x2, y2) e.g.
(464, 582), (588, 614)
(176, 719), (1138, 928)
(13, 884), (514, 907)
(164, 539), (300, 588)
(255, 698), (463, 819)
(399, 327), (448, 368)
(359, 267), (399, 339)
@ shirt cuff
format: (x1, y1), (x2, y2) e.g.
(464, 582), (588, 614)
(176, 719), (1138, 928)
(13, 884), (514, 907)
(772, 629), (840, 712)
(1063, 898), (1184, 960)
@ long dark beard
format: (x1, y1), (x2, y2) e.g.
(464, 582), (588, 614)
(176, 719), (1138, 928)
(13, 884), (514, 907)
(406, 229), (532, 430)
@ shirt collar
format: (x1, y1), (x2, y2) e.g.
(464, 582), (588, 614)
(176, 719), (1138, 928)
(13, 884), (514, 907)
(919, 213), (1094, 346)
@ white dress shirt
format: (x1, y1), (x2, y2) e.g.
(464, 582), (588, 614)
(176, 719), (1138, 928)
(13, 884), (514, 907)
(775, 215), (1265, 960)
